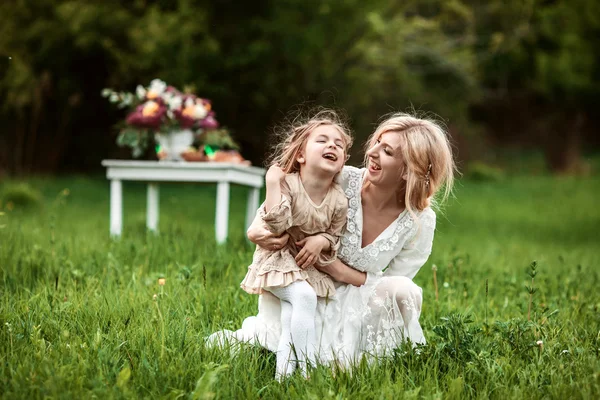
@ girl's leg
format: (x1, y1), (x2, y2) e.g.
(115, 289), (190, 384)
(276, 300), (296, 380)
(269, 281), (317, 378)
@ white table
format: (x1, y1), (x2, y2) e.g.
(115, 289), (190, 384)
(101, 160), (265, 243)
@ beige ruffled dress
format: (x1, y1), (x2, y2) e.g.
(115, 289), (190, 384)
(240, 173), (348, 298)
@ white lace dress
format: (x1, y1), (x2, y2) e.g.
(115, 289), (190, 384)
(209, 165), (436, 366)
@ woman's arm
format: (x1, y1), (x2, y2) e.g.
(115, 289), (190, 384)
(386, 209), (436, 279)
(246, 208), (290, 249)
(315, 258), (367, 287)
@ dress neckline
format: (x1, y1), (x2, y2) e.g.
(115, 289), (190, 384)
(357, 169), (408, 250)
(296, 173), (332, 209)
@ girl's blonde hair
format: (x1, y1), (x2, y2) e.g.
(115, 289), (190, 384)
(363, 112), (456, 215)
(268, 108), (353, 173)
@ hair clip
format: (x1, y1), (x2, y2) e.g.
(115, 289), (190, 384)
(425, 163), (432, 188)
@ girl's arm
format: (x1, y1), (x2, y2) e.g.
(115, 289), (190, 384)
(259, 165), (294, 236)
(264, 165), (285, 212)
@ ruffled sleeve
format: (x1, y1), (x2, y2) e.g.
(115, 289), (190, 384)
(261, 179), (294, 235)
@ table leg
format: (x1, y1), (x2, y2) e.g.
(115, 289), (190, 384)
(245, 187), (260, 232)
(110, 179), (123, 237)
(147, 183), (159, 233)
(215, 181), (230, 244)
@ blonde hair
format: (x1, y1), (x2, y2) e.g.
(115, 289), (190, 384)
(363, 112), (456, 215)
(268, 109), (353, 173)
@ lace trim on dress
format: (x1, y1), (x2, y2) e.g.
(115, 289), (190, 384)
(338, 168), (417, 272)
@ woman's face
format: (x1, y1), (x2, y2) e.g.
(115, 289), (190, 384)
(365, 131), (406, 188)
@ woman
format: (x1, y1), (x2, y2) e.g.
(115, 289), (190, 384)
(210, 113), (456, 367)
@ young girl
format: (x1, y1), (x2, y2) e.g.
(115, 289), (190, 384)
(240, 110), (352, 380)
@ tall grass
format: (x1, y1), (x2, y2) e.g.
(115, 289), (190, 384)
(1, 174), (599, 399)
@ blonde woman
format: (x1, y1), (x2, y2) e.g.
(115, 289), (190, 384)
(211, 112), (456, 367)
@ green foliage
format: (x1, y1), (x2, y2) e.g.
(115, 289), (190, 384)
(2, 0), (598, 173)
(1, 183), (43, 209)
(198, 129), (240, 151)
(0, 0), (480, 172)
(465, 161), (505, 182)
(116, 128), (152, 158)
(0, 174), (599, 398)
(430, 312), (481, 363)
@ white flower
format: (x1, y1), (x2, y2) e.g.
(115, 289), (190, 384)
(109, 93), (119, 103)
(147, 79), (167, 99)
(536, 340), (543, 346)
(443, 282), (449, 288)
(122, 93), (133, 106)
(381, 319), (391, 331)
(561, 349), (569, 354)
(136, 85), (147, 100)
(150, 79), (166, 92)
(373, 297), (385, 307)
(161, 91), (173, 105)
(191, 104), (208, 119)
(168, 96), (182, 110)
(184, 97), (195, 108)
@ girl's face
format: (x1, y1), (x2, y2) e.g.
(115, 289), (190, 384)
(365, 131), (407, 188)
(297, 125), (346, 175)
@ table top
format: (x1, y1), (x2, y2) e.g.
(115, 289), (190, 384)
(102, 159), (266, 186)
(102, 159), (265, 174)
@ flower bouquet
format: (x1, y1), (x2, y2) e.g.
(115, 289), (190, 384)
(102, 79), (228, 161)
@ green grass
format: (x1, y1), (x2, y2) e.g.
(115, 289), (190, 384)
(1, 174), (599, 399)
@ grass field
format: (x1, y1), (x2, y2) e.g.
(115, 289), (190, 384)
(1, 173), (599, 399)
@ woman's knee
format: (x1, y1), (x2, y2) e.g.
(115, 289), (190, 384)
(376, 276), (422, 309)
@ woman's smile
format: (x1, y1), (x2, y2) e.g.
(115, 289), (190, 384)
(368, 158), (381, 172)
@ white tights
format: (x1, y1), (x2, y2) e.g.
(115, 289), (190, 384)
(268, 281), (317, 380)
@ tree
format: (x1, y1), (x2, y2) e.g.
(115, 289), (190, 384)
(470, 0), (600, 172)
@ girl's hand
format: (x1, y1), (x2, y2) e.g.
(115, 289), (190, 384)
(265, 164), (286, 186)
(295, 235), (328, 269)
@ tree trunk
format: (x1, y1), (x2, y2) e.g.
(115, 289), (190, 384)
(544, 112), (584, 173)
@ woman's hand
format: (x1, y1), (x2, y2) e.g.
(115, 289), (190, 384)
(247, 221), (289, 250)
(314, 258), (367, 287)
(295, 235), (328, 269)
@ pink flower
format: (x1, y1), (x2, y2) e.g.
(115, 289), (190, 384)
(199, 112), (219, 130)
(126, 100), (167, 129)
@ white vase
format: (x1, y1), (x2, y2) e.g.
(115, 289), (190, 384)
(155, 130), (194, 161)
